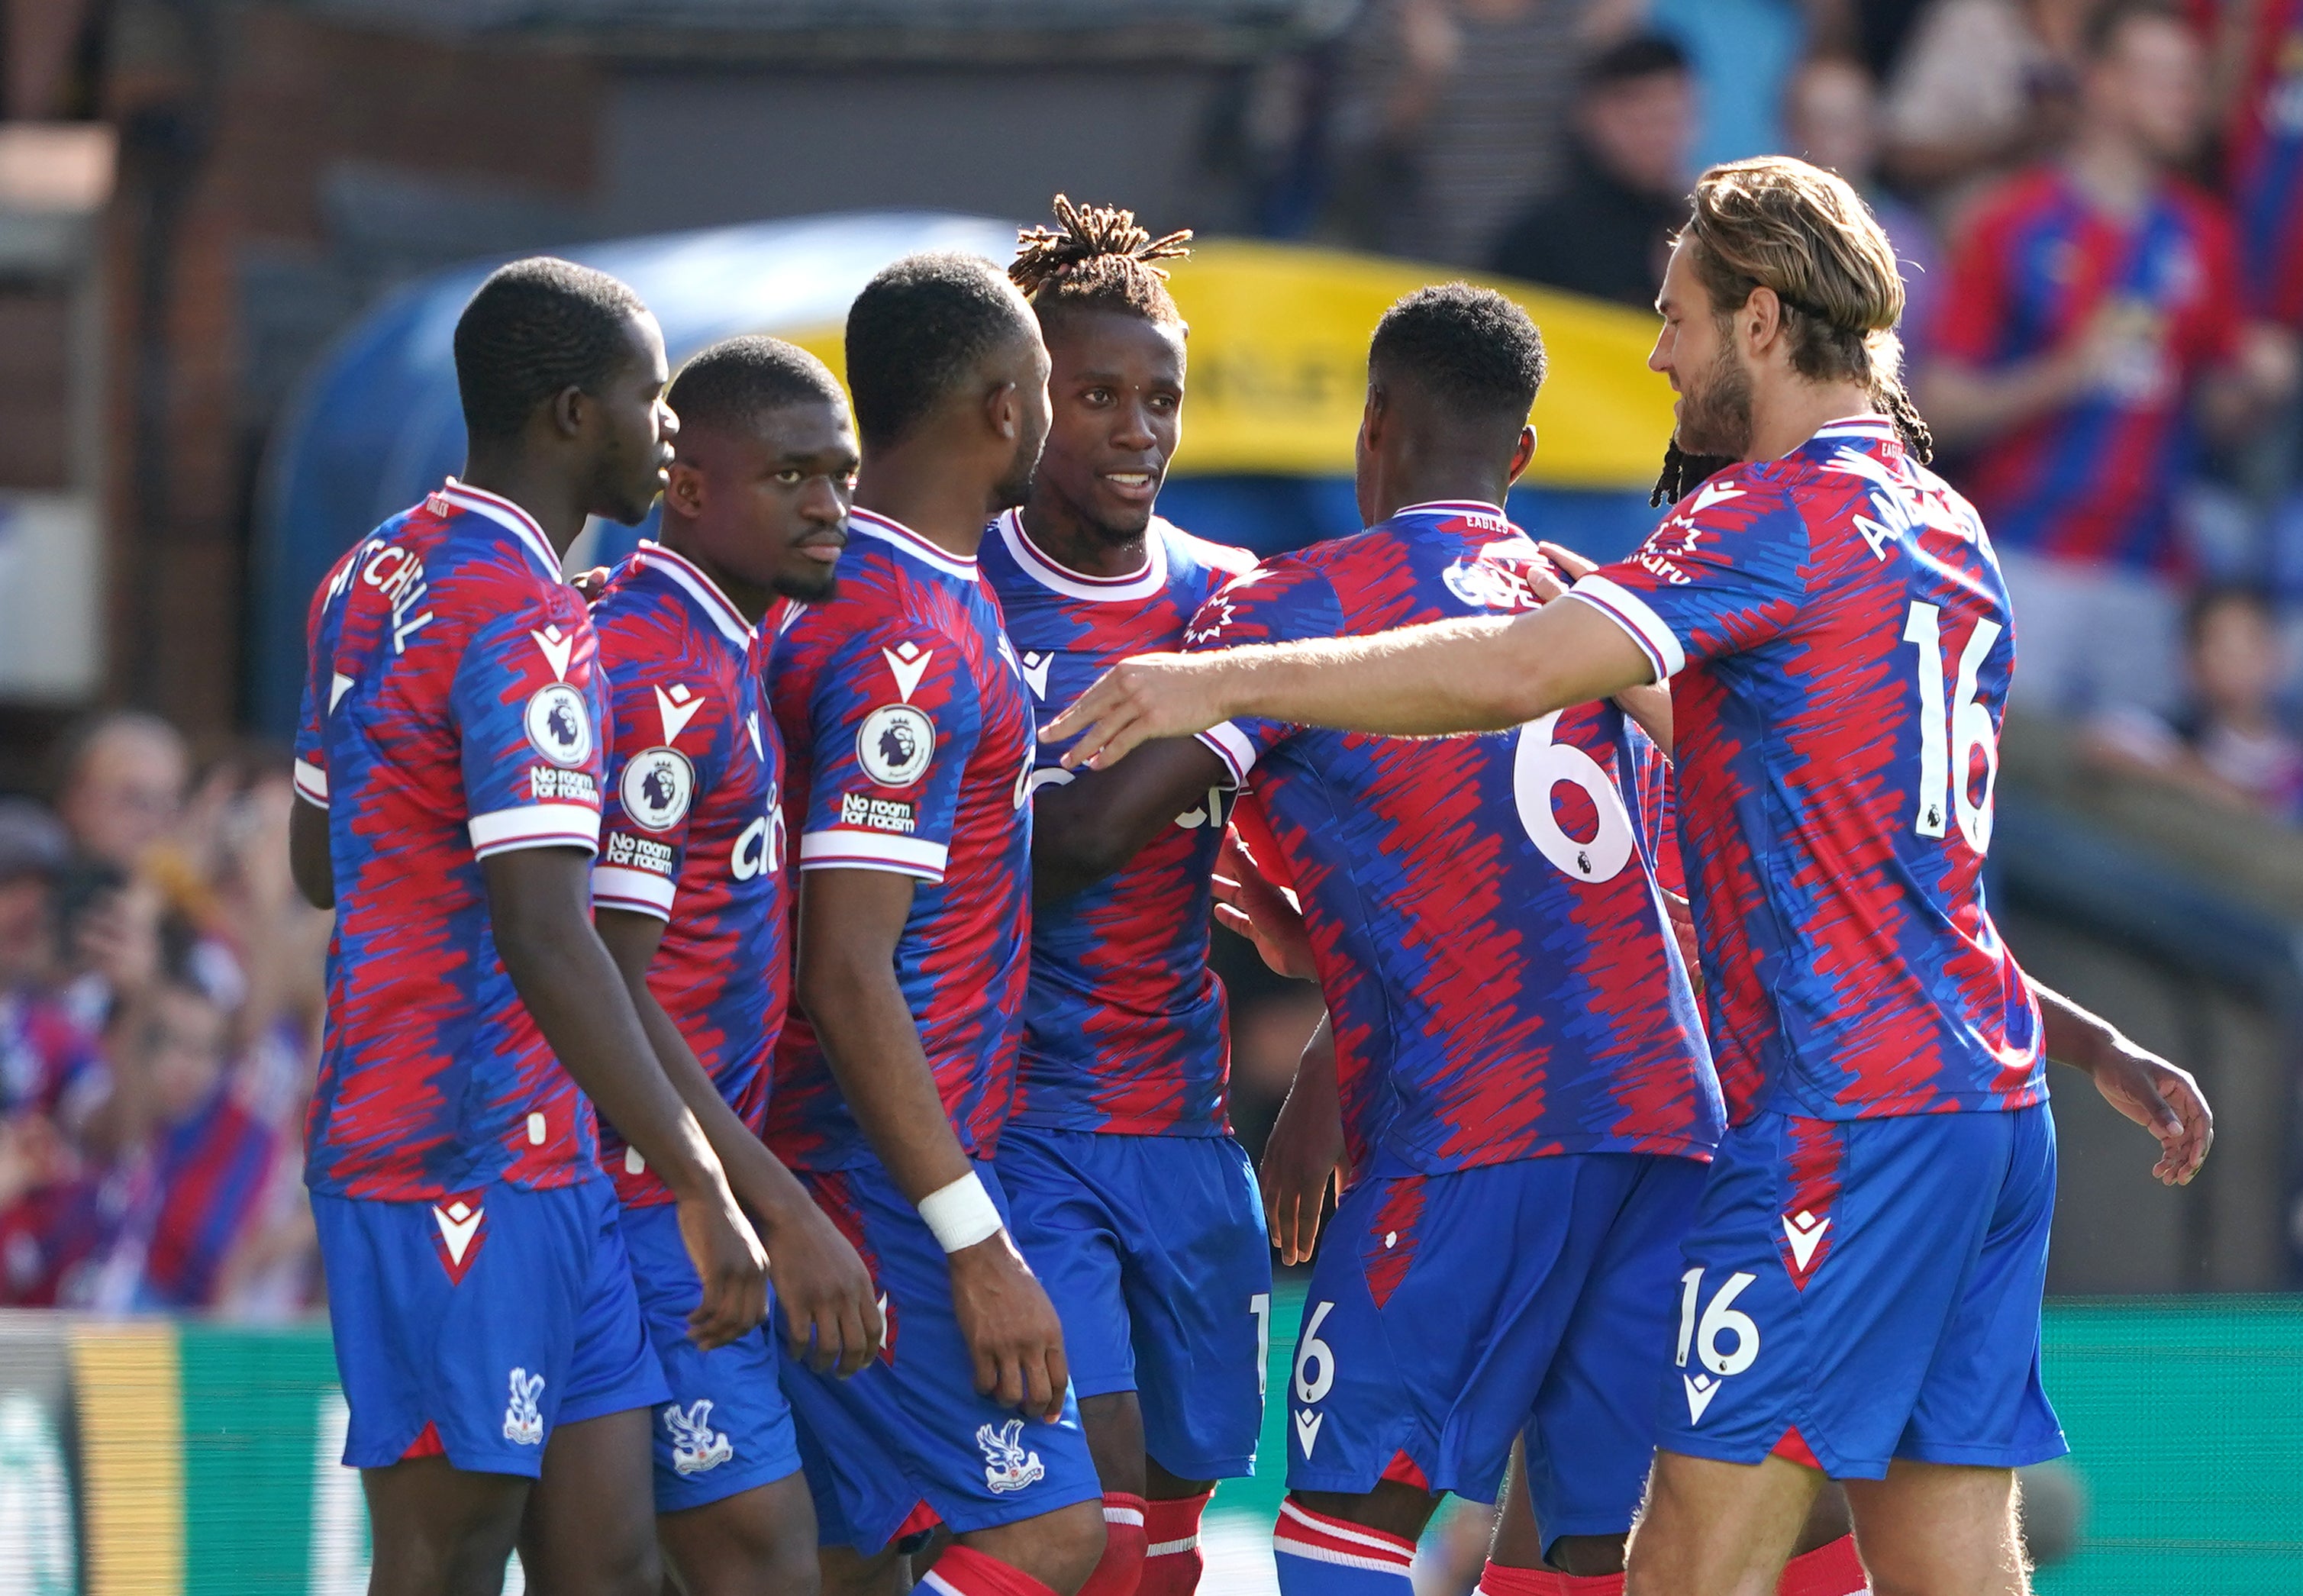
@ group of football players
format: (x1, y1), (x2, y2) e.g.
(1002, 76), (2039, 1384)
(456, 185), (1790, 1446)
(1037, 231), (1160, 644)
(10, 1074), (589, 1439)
(290, 156), (2214, 1596)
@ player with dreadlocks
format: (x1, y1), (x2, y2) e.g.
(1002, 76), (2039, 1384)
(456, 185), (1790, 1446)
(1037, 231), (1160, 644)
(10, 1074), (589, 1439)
(1043, 156), (2215, 1596)
(982, 195), (1266, 1596)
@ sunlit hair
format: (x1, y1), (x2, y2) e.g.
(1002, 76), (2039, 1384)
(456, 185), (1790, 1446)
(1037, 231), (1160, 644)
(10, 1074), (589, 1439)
(1653, 156), (1934, 505)
(1008, 194), (1191, 327)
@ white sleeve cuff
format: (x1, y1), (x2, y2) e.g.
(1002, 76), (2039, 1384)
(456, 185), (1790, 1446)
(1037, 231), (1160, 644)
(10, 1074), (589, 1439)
(469, 803), (602, 859)
(292, 758), (328, 806)
(591, 864), (675, 919)
(1564, 576), (1688, 681)
(798, 829), (949, 882)
(1196, 723), (1258, 785)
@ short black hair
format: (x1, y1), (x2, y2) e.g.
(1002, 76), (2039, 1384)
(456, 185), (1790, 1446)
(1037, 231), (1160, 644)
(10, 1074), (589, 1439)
(1368, 283), (1547, 428)
(1583, 31), (1690, 91)
(667, 335), (846, 439)
(845, 252), (1035, 450)
(453, 256), (651, 443)
(2083, 0), (2185, 60)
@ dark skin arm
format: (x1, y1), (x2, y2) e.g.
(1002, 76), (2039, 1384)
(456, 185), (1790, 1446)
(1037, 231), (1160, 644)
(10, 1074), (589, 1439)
(289, 795), (334, 911)
(1031, 737), (1232, 904)
(794, 867), (1068, 1419)
(595, 907), (882, 1375)
(482, 846), (766, 1349)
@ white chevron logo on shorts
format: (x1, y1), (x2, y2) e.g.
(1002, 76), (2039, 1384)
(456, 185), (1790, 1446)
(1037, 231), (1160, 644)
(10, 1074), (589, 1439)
(1683, 1372), (1721, 1424)
(434, 1201), (482, 1266)
(330, 671), (355, 711)
(1782, 1210), (1830, 1273)
(1293, 1407), (1324, 1458)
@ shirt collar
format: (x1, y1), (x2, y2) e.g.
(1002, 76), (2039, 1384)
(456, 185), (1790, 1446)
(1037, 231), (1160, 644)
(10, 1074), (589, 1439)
(434, 479), (563, 580)
(847, 508), (980, 582)
(993, 508), (1169, 602)
(630, 541), (754, 648)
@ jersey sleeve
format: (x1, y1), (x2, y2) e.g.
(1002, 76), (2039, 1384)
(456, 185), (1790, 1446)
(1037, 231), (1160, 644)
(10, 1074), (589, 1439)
(292, 544), (363, 810)
(450, 603), (608, 859)
(1180, 561), (1348, 784)
(1565, 477), (1810, 681)
(590, 620), (719, 921)
(794, 622), (980, 882)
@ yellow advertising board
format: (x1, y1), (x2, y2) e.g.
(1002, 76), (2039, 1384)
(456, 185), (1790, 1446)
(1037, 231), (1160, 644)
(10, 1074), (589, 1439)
(783, 239), (1676, 488)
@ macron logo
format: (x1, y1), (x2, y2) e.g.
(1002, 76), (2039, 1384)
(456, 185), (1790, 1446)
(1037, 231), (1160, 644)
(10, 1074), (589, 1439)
(654, 682), (705, 744)
(1021, 651), (1053, 700)
(531, 625), (574, 682)
(1782, 1210), (1830, 1279)
(883, 643), (932, 702)
(1683, 1372), (1721, 1424)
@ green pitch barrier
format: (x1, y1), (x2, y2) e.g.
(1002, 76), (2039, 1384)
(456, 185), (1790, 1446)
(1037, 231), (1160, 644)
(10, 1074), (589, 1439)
(2, 1291), (2297, 1591)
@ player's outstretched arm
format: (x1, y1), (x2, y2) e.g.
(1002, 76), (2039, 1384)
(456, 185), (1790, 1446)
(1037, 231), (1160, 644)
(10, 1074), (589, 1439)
(288, 795), (333, 911)
(595, 908), (883, 1376)
(1031, 737), (1232, 903)
(1260, 1016), (1344, 1267)
(483, 847), (769, 1349)
(2033, 977), (2213, 1186)
(795, 867), (1069, 1421)
(1042, 597), (1657, 772)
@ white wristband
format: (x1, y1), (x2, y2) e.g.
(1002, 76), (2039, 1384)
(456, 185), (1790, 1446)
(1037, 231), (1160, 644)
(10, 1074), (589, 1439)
(918, 1171), (1003, 1254)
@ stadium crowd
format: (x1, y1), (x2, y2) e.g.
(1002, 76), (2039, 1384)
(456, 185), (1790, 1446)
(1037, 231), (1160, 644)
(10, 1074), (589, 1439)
(0, 0), (2288, 1329)
(1263, 0), (2303, 821)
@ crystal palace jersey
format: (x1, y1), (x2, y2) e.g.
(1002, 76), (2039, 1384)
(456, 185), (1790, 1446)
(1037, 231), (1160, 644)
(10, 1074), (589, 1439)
(1569, 418), (2047, 1123)
(982, 509), (1256, 1137)
(2229, 0), (2303, 329)
(1190, 502), (1720, 1176)
(294, 479), (606, 1201)
(589, 543), (785, 1207)
(766, 510), (1036, 1172)
(1932, 166), (2240, 570)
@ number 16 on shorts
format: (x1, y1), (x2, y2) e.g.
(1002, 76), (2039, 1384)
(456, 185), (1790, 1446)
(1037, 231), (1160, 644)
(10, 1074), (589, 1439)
(1676, 1269), (1759, 1424)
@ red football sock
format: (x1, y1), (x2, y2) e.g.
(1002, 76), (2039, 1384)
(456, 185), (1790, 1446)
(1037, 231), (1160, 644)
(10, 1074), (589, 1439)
(922, 1544), (1062, 1596)
(1079, 1492), (1148, 1596)
(1474, 1561), (1624, 1595)
(1777, 1534), (1868, 1596)
(1140, 1489), (1212, 1596)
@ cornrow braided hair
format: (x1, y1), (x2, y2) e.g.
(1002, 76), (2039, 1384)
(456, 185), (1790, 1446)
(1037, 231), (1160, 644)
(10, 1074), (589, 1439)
(1651, 156), (1936, 505)
(1009, 194), (1192, 324)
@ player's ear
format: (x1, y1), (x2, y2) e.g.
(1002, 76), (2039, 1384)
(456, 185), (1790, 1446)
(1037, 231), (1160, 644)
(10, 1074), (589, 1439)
(549, 383), (586, 440)
(663, 458), (705, 517)
(1510, 424), (1537, 484)
(1360, 381), (1387, 449)
(985, 378), (1021, 441)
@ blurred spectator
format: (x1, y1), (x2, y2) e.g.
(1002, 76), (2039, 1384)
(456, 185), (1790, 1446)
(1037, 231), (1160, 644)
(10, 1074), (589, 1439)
(1644, 0), (1846, 170)
(0, 800), (111, 1307)
(1489, 34), (1695, 305)
(1882, 0), (2095, 204)
(1921, 1), (2294, 717)
(2211, 0), (2303, 336)
(1319, 0), (1614, 265)
(53, 711), (187, 874)
(2083, 585), (2303, 817)
(75, 969), (294, 1314)
(1785, 55), (1944, 359)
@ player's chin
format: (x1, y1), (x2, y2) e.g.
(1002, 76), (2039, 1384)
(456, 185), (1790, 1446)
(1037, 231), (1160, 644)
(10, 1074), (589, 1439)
(773, 564), (840, 605)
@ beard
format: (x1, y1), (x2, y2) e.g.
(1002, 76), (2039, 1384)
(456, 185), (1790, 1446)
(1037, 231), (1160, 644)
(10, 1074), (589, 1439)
(771, 563), (838, 605)
(1673, 337), (1756, 461)
(988, 425), (1046, 515)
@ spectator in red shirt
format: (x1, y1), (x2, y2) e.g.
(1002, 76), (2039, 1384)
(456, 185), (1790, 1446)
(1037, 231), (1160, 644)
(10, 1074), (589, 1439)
(1922, 0), (2294, 715)
(77, 971), (290, 1312)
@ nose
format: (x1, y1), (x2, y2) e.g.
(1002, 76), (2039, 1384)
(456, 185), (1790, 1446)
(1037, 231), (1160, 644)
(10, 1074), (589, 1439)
(801, 478), (847, 525)
(1114, 401), (1157, 450)
(658, 401), (679, 440)
(1647, 328), (1671, 375)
